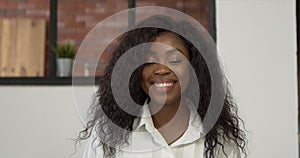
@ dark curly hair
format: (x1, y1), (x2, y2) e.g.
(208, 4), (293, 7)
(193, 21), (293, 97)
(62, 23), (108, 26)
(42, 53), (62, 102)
(77, 15), (247, 158)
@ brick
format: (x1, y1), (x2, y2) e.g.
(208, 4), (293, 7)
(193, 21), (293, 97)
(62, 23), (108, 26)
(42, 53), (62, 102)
(176, 1), (184, 10)
(17, 3), (35, 9)
(7, 0), (27, 3)
(137, 1), (156, 6)
(27, 0), (47, 3)
(85, 0), (103, 3)
(78, 3), (97, 9)
(57, 21), (65, 28)
(58, 3), (79, 10)
(0, 4), (17, 9)
(75, 14), (95, 23)
(85, 7), (106, 14)
(0, 10), (6, 16)
(65, 21), (85, 28)
(6, 9), (25, 16)
(26, 9), (49, 16)
(84, 20), (102, 28)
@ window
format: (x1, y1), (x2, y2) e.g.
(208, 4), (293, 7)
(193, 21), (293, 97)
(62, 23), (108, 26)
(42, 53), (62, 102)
(0, 0), (216, 85)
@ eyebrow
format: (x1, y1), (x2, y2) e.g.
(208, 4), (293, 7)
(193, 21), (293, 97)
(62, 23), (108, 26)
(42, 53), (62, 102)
(166, 48), (184, 55)
(147, 48), (185, 55)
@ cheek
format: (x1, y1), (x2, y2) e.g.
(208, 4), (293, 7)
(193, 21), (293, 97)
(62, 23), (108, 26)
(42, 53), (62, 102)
(181, 70), (190, 91)
(174, 65), (190, 92)
(141, 68), (150, 93)
(141, 67), (150, 82)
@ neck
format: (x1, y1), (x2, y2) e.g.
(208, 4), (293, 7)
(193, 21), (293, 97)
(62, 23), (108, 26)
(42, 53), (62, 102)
(149, 98), (188, 129)
(149, 98), (190, 145)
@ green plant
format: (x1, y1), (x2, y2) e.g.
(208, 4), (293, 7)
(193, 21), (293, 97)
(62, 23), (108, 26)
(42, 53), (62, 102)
(52, 41), (76, 58)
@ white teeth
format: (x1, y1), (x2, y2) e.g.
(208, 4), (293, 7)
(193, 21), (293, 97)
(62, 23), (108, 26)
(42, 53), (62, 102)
(154, 82), (173, 87)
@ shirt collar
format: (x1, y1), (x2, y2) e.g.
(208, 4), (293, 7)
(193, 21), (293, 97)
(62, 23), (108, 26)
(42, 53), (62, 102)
(132, 103), (155, 132)
(170, 98), (204, 147)
(132, 98), (203, 136)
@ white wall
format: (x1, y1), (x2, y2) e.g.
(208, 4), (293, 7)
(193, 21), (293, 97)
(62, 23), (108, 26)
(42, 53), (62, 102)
(0, 86), (94, 158)
(217, 0), (298, 158)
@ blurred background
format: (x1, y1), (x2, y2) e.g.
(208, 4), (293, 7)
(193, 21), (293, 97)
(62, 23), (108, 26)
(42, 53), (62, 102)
(0, 0), (210, 77)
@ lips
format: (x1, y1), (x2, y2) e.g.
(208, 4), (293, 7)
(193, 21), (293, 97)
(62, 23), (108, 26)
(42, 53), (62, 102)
(149, 78), (177, 92)
(153, 82), (174, 87)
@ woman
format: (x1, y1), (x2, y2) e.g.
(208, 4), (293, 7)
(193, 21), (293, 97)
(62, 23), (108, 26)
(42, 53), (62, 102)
(78, 15), (247, 158)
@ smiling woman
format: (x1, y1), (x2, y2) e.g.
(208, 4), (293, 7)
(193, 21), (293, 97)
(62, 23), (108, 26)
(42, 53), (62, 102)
(141, 33), (190, 106)
(77, 15), (247, 158)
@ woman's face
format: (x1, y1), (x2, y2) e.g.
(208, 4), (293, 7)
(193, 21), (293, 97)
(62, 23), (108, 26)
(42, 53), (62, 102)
(141, 32), (190, 105)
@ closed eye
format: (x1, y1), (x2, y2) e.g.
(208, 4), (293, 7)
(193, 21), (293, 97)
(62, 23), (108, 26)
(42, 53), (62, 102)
(168, 56), (182, 64)
(168, 60), (182, 64)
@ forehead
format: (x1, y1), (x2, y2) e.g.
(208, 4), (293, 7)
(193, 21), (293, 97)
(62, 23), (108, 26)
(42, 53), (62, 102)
(152, 32), (185, 48)
(149, 32), (189, 56)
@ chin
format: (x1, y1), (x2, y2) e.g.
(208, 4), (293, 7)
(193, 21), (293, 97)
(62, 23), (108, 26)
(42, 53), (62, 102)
(149, 94), (181, 105)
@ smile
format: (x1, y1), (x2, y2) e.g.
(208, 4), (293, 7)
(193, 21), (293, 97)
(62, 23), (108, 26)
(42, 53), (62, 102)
(150, 80), (177, 93)
(154, 82), (174, 87)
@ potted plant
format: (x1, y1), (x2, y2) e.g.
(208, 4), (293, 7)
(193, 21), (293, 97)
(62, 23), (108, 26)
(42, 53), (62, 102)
(52, 41), (76, 77)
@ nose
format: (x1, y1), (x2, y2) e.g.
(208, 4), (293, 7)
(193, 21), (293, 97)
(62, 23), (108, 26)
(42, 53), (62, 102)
(153, 64), (171, 76)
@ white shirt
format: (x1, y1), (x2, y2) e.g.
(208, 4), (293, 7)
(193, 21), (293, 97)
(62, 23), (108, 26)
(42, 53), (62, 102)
(83, 99), (241, 158)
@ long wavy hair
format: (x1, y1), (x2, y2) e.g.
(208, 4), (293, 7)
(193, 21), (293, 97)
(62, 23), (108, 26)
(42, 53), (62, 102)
(78, 15), (247, 158)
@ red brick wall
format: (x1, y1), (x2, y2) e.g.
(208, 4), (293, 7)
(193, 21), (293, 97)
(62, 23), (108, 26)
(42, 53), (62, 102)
(0, 0), (209, 76)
